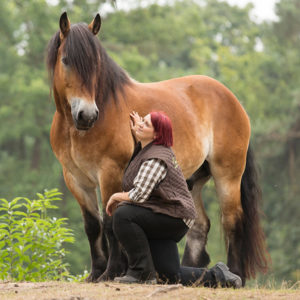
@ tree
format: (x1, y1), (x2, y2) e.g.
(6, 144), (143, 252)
(254, 0), (300, 282)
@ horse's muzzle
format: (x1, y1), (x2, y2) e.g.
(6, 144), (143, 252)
(71, 98), (99, 130)
(74, 109), (99, 130)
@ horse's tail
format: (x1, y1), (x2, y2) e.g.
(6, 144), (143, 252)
(240, 145), (270, 279)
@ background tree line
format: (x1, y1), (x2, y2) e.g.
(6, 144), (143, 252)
(0, 0), (299, 285)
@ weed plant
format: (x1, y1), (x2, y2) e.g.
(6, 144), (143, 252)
(0, 189), (74, 281)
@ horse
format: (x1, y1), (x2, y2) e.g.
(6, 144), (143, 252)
(46, 12), (269, 285)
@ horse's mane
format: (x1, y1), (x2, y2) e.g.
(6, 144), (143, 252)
(46, 23), (130, 111)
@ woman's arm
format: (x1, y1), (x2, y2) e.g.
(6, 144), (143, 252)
(128, 159), (167, 203)
(106, 159), (167, 216)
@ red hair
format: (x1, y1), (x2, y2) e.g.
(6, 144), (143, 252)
(150, 111), (173, 147)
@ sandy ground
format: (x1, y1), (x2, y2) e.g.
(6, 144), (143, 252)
(1, 281), (300, 300)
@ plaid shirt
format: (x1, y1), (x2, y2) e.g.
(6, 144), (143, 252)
(128, 158), (194, 228)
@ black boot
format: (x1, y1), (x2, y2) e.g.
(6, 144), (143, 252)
(210, 262), (242, 288)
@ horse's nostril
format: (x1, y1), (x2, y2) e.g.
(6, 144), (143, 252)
(95, 110), (99, 120)
(78, 110), (84, 121)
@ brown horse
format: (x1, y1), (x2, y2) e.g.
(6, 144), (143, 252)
(47, 12), (268, 285)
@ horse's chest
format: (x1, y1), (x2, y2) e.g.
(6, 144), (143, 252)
(56, 133), (99, 184)
(71, 145), (99, 179)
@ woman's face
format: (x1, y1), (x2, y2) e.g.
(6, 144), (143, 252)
(135, 114), (156, 143)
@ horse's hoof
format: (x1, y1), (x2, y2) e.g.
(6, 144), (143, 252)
(85, 274), (95, 283)
(96, 269), (125, 282)
(86, 271), (104, 283)
(95, 271), (111, 282)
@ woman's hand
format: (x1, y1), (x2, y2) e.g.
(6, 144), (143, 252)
(106, 192), (131, 216)
(130, 111), (143, 134)
(106, 194), (119, 216)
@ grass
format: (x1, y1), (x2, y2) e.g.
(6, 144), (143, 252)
(1, 281), (299, 300)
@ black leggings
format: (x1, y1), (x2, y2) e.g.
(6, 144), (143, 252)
(113, 204), (215, 285)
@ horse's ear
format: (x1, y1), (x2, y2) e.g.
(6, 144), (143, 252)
(89, 13), (101, 35)
(59, 12), (70, 39)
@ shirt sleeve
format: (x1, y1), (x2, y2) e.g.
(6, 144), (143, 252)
(128, 158), (167, 203)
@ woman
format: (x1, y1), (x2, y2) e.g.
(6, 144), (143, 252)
(106, 111), (241, 288)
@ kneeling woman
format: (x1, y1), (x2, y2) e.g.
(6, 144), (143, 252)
(106, 111), (241, 288)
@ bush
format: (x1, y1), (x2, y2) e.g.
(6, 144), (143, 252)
(0, 189), (74, 281)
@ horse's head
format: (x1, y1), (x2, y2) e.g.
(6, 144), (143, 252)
(47, 12), (102, 130)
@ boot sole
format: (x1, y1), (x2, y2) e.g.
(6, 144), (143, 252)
(215, 262), (242, 289)
(114, 277), (157, 285)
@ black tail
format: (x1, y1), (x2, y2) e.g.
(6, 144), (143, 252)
(240, 145), (270, 279)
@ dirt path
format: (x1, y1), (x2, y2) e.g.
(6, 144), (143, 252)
(1, 281), (299, 300)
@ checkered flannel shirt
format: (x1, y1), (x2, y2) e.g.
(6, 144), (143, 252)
(128, 158), (194, 228)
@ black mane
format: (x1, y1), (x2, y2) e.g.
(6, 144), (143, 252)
(46, 23), (130, 110)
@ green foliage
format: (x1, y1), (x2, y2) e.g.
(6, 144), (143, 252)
(0, 189), (74, 281)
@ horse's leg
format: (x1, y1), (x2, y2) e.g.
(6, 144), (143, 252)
(96, 162), (128, 281)
(182, 164), (211, 267)
(97, 212), (127, 281)
(63, 168), (108, 282)
(212, 147), (268, 286)
(210, 164), (245, 285)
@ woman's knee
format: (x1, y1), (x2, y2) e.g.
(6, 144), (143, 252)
(112, 205), (135, 233)
(113, 206), (127, 231)
(113, 205), (126, 219)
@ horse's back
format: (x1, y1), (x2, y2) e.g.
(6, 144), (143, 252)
(137, 75), (249, 126)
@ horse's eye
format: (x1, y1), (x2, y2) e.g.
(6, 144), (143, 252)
(62, 57), (69, 65)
